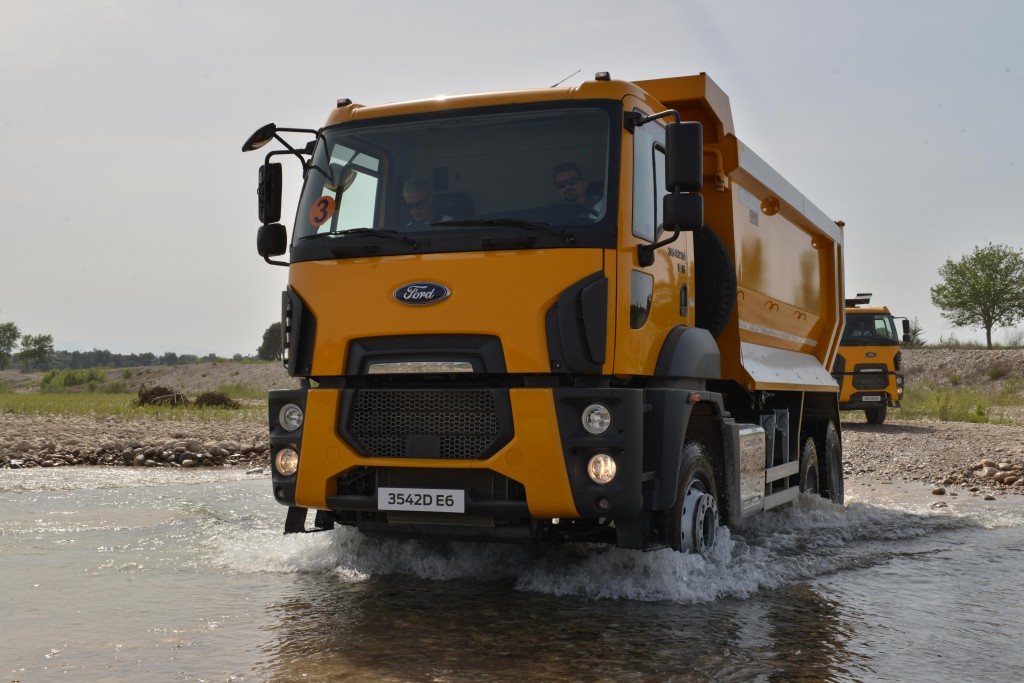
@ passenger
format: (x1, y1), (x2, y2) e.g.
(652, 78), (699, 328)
(403, 178), (451, 225)
(552, 162), (604, 218)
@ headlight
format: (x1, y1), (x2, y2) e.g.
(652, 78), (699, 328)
(279, 403), (304, 431)
(587, 453), (617, 484)
(581, 403), (611, 435)
(275, 448), (299, 476)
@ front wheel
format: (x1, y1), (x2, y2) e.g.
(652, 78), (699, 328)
(668, 442), (720, 554)
(865, 404), (887, 424)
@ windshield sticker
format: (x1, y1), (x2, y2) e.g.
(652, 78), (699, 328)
(309, 196), (336, 227)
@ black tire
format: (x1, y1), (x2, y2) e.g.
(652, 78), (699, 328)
(865, 404), (887, 425)
(693, 225), (736, 339)
(668, 441), (720, 554)
(799, 436), (819, 495)
(815, 421), (844, 504)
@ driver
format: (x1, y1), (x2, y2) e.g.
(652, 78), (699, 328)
(552, 162), (603, 218)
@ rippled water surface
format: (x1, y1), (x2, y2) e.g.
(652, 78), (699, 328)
(2, 468), (1023, 682)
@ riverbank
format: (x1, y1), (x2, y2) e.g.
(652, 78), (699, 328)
(3, 351), (1024, 498)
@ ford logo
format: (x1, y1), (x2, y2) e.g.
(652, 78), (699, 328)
(393, 282), (451, 306)
(866, 352), (876, 358)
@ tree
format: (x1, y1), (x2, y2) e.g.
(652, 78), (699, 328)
(0, 322), (19, 370)
(905, 317), (926, 348)
(18, 333), (54, 370)
(930, 243), (1024, 349)
(257, 322), (283, 361)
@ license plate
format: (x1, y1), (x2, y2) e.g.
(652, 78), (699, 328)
(862, 395), (882, 402)
(378, 487), (465, 513)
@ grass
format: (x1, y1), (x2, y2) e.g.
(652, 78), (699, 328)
(0, 392), (265, 421)
(898, 379), (1024, 424)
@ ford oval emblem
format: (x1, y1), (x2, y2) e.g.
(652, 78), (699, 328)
(393, 282), (451, 306)
(866, 352), (877, 358)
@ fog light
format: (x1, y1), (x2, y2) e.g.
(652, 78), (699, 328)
(587, 453), (617, 484)
(581, 403), (611, 434)
(275, 448), (299, 476)
(279, 403), (304, 431)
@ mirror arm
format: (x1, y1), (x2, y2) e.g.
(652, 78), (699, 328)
(625, 109), (681, 132)
(637, 227), (681, 267)
(263, 254), (288, 267)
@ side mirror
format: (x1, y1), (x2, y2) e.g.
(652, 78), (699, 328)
(258, 163), (282, 224)
(257, 223), (288, 258)
(902, 318), (911, 344)
(664, 121), (703, 192)
(663, 193), (703, 232)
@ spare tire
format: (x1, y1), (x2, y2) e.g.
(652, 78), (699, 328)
(693, 225), (736, 338)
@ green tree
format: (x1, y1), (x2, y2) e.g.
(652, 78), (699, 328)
(258, 322), (283, 361)
(18, 333), (55, 370)
(905, 317), (926, 348)
(930, 243), (1024, 349)
(0, 322), (19, 370)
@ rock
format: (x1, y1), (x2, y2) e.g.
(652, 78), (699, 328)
(977, 466), (999, 478)
(932, 487), (946, 495)
(930, 501), (948, 508)
(133, 454), (146, 466)
(12, 440), (32, 452)
(982, 459), (998, 468)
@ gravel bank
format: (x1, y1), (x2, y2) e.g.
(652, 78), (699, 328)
(3, 352), (1024, 499)
(0, 412), (269, 470)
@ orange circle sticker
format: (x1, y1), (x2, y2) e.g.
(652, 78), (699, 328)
(308, 196), (336, 227)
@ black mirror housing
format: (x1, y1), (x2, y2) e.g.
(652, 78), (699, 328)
(257, 223), (288, 258)
(258, 163), (283, 224)
(663, 193), (703, 232)
(665, 121), (703, 192)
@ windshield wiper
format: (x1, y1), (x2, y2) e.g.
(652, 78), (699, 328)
(334, 228), (419, 246)
(432, 219), (576, 244)
(326, 228), (419, 257)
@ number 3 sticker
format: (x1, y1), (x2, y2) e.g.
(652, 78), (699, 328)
(309, 196), (336, 227)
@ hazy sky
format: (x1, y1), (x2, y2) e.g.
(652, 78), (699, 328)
(2, 0), (1022, 356)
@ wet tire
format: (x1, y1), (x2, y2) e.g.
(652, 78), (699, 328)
(799, 436), (819, 495)
(668, 441), (720, 554)
(693, 225), (736, 339)
(865, 404), (887, 425)
(815, 421), (844, 504)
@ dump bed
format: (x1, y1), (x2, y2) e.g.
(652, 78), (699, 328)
(637, 74), (844, 392)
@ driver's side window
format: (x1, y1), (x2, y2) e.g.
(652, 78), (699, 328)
(631, 117), (666, 242)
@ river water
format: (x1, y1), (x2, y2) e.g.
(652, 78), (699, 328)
(2, 468), (1023, 682)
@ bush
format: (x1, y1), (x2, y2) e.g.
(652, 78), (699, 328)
(41, 368), (106, 390)
(987, 366), (1009, 381)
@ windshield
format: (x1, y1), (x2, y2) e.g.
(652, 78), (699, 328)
(292, 104), (615, 253)
(842, 312), (900, 345)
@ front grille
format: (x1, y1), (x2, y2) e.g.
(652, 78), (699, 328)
(346, 389), (505, 459)
(853, 364), (888, 390)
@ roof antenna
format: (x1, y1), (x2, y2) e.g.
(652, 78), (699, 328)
(551, 69), (581, 88)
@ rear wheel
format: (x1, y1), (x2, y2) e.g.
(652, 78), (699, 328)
(668, 442), (720, 554)
(815, 421), (844, 504)
(865, 404), (887, 424)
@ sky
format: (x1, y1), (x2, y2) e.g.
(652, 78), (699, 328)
(1, 0), (1022, 356)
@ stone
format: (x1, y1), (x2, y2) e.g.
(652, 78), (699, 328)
(931, 487), (946, 495)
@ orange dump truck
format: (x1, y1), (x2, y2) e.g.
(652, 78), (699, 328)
(243, 72), (846, 552)
(833, 294), (909, 424)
